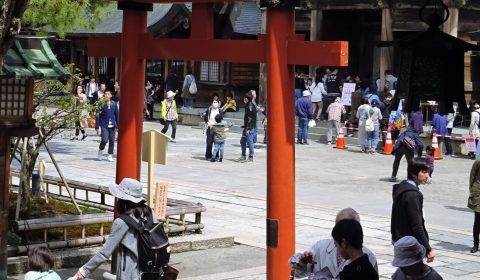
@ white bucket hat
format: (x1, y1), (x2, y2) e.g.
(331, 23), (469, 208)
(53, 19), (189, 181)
(166, 90), (176, 98)
(108, 178), (145, 203)
(392, 236), (426, 268)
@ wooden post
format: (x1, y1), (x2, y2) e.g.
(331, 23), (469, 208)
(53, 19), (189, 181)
(147, 132), (155, 207)
(380, 8), (394, 92)
(39, 160), (48, 203)
(259, 9), (267, 105)
(309, 9), (323, 76)
(266, 8), (295, 279)
(0, 130), (10, 280)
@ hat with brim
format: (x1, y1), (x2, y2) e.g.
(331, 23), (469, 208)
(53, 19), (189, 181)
(108, 178), (145, 203)
(302, 90), (311, 97)
(392, 236), (426, 268)
(475, 104), (480, 109)
(167, 90), (176, 98)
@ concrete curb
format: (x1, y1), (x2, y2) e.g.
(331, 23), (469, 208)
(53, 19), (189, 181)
(7, 235), (234, 275)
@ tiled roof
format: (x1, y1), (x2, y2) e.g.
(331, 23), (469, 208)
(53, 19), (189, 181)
(233, 2), (262, 35)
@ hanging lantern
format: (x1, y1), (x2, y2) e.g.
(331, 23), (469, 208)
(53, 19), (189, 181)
(396, 0), (480, 115)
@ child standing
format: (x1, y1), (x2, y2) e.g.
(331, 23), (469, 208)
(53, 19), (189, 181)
(25, 246), (61, 280)
(210, 114), (231, 162)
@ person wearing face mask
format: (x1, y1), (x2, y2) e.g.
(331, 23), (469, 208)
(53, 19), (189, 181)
(203, 99), (223, 160)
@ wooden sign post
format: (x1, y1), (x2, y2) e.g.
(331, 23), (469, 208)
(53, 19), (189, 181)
(142, 130), (171, 207)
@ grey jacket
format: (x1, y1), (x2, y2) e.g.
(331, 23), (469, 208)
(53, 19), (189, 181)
(79, 212), (158, 280)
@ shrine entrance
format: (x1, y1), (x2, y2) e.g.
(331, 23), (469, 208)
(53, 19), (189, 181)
(88, 1), (348, 278)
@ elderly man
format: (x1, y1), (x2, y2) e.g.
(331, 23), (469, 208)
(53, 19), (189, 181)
(289, 208), (377, 279)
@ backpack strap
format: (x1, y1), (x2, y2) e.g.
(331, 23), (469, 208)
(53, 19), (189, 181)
(120, 214), (142, 231)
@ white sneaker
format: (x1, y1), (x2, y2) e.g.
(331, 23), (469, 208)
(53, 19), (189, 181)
(97, 150), (103, 161)
(107, 154), (114, 162)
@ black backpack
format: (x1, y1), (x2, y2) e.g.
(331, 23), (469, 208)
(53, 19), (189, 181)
(120, 211), (170, 273)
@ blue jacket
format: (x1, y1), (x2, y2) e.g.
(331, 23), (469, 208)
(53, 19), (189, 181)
(295, 96), (313, 119)
(95, 101), (119, 129)
(432, 113), (449, 136)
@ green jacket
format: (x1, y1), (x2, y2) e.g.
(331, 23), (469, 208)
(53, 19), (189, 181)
(160, 99), (178, 121)
(469, 160), (480, 212)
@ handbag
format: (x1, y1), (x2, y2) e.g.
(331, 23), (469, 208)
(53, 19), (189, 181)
(308, 119), (316, 128)
(188, 75), (197, 94)
(365, 110), (375, 132)
(87, 113), (95, 128)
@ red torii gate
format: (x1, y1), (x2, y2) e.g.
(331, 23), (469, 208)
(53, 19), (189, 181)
(88, 1), (347, 278)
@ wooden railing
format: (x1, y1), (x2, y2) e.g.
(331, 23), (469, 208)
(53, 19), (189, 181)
(10, 171), (206, 253)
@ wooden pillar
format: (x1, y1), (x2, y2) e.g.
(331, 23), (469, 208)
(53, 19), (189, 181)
(266, 8), (295, 280)
(259, 9), (267, 105)
(380, 8), (394, 92)
(116, 9), (148, 190)
(115, 57), (121, 83)
(309, 9), (323, 76)
(443, 7), (459, 37)
(0, 130), (10, 280)
(472, 49), (480, 103)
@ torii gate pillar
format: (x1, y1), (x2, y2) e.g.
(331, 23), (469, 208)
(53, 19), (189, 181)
(266, 9), (295, 279)
(116, 9), (147, 185)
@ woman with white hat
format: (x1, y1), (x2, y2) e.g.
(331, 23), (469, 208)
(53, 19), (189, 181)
(73, 178), (160, 280)
(160, 90), (178, 142)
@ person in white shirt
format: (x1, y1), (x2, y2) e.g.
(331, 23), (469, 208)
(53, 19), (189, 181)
(289, 208), (378, 280)
(85, 78), (98, 103)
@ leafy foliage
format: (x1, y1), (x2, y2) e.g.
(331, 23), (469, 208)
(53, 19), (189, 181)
(22, 0), (111, 37)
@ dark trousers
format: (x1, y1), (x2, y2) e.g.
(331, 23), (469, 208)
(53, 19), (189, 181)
(474, 211), (480, 247)
(438, 135), (453, 155)
(75, 120), (85, 136)
(205, 127), (217, 159)
(147, 102), (154, 120)
(161, 120), (177, 139)
(391, 145), (415, 177)
(99, 127), (116, 154)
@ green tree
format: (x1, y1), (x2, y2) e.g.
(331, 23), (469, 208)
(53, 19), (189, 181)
(12, 67), (94, 215)
(0, 0), (109, 73)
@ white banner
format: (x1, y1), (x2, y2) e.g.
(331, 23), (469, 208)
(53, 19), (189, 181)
(341, 83), (356, 106)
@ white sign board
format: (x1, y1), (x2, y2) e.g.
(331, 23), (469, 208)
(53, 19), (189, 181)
(466, 137), (477, 153)
(341, 83), (356, 106)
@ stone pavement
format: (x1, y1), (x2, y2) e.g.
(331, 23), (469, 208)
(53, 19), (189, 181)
(8, 121), (480, 279)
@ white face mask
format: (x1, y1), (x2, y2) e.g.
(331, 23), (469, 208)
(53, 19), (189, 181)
(212, 102), (219, 109)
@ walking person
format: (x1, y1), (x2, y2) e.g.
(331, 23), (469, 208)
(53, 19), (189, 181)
(389, 121), (423, 182)
(326, 97), (346, 145)
(357, 98), (371, 152)
(391, 158), (435, 263)
(72, 85), (88, 141)
(432, 106), (453, 157)
(92, 83), (106, 105)
(160, 90), (178, 143)
(236, 91), (256, 162)
(204, 99), (223, 160)
(468, 159), (480, 253)
(295, 90), (313, 145)
(95, 90), (118, 162)
(85, 77), (98, 104)
(25, 246), (61, 280)
(310, 70), (327, 120)
(366, 100), (382, 154)
(74, 178), (166, 280)
(469, 103), (480, 159)
(181, 69), (197, 108)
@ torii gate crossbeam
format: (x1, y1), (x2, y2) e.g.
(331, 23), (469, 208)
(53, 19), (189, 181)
(88, 1), (348, 278)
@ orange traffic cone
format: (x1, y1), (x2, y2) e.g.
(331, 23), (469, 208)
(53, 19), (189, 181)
(383, 128), (393, 155)
(334, 124), (347, 149)
(432, 133), (443, 160)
